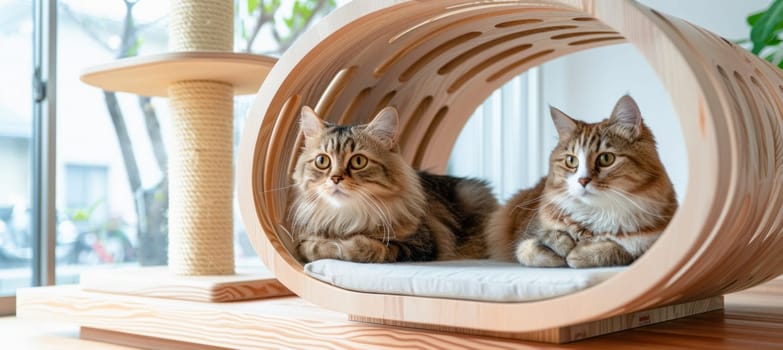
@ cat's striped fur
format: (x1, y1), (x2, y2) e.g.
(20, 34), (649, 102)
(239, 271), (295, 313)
(291, 106), (497, 263)
(487, 95), (677, 268)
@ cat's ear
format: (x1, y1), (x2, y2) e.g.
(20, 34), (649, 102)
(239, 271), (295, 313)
(609, 94), (643, 140)
(300, 106), (324, 139)
(366, 106), (399, 148)
(550, 106), (578, 143)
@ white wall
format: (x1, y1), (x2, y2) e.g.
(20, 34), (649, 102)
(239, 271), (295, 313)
(538, 0), (771, 200)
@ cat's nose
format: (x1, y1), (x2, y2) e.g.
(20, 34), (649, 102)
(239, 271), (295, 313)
(330, 175), (343, 184)
(578, 177), (592, 187)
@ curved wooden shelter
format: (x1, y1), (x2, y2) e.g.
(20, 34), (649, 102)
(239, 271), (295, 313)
(237, 0), (783, 339)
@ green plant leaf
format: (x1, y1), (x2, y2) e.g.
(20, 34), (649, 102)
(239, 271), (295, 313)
(747, 9), (783, 35)
(748, 11), (765, 26)
(248, 0), (259, 13)
(72, 208), (90, 222)
(127, 38), (143, 57)
(751, 0), (783, 54)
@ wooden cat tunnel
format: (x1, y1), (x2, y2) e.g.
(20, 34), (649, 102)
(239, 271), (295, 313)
(237, 0), (783, 341)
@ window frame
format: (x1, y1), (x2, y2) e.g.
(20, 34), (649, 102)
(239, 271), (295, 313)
(0, 0), (57, 316)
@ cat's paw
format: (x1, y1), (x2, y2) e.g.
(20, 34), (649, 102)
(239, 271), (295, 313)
(342, 235), (396, 263)
(298, 239), (343, 261)
(515, 238), (567, 267)
(540, 231), (576, 256)
(566, 241), (633, 268)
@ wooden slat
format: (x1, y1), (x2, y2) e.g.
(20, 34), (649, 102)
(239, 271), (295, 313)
(80, 328), (229, 350)
(79, 266), (292, 302)
(351, 297), (723, 343)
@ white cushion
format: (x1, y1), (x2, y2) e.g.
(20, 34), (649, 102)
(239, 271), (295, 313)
(304, 259), (625, 302)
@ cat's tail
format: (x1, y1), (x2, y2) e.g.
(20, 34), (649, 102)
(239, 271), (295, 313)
(452, 178), (499, 259)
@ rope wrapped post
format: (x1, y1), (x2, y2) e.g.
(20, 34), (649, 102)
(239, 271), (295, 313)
(168, 0), (235, 275)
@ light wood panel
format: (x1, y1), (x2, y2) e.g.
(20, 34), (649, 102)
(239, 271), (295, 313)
(11, 277), (783, 349)
(80, 328), (229, 350)
(16, 286), (535, 349)
(79, 266), (292, 302)
(236, 0), (783, 334)
(80, 52), (276, 97)
(0, 317), (139, 350)
(351, 296), (724, 343)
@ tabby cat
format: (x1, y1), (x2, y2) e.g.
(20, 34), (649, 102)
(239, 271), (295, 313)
(486, 95), (678, 268)
(291, 106), (498, 263)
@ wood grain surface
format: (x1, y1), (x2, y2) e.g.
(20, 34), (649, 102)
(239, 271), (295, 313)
(11, 277), (783, 349)
(80, 52), (276, 97)
(351, 296), (724, 343)
(80, 266), (292, 302)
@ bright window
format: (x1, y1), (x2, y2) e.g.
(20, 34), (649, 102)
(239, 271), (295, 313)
(0, 0), (34, 307)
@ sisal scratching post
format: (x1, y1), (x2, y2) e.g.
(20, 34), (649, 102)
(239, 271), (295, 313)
(71, 0), (285, 302)
(168, 0), (235, 275)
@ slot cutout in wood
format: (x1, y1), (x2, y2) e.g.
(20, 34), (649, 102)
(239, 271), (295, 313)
(399, 32), (482, 82)
(568, 36), (625, 46)
(315, 66), (357, 119)
(486, 49), (555, 83)
(448, 43), (533, 93)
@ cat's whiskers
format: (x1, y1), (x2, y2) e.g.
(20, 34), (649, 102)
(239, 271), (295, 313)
(543, 192), (570, 217)
(605, 185), (676, 206)
(366, 192), (398, 244)
(291, 189), (326, 233)
(288, 190), (314, 223)
(354, 188), (395, 244)
(295, 190), (321, 216)
(607, 188), (670, 220)
(262, 184), (297, 193)
(522, 193), (569, 235)
(511, 195), (549, 212)
(277, 224), (294, 242)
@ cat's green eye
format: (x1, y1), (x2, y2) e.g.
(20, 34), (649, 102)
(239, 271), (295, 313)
(597, 152), (615, 167)
(350, 154), (368, 170)
(565, 155), (579, 169)
(314, 154), (331, 170)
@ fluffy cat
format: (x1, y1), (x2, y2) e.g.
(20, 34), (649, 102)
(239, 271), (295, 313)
(486, 95), (678, 268)
(291, 106), (498, 263)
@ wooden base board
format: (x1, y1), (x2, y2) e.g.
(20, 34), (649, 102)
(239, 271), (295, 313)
(79, 266), (292, 302)
(16, 285), (726, 348)
(351, 296), (724, 343)
(17, 286), (545, 349)
(80, 327), (229, 350)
